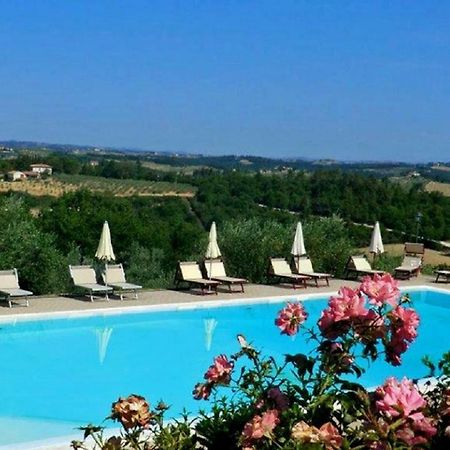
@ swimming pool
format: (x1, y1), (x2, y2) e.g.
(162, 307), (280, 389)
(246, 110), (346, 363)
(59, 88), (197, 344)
(0, 287), (449, 447)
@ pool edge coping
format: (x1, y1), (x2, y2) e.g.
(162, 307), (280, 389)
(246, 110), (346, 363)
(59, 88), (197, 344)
(0, 284), (446, 325)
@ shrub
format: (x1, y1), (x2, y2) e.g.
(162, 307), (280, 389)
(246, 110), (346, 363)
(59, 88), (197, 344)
(0, 196), (67, 294)
(219, 216), (353, 282)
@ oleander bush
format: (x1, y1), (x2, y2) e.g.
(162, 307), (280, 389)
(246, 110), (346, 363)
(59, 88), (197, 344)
(72, 275), (450, 449)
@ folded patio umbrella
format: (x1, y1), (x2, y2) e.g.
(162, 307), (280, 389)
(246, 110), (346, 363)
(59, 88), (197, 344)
(95, 221), (116, 261)
(369, 221), (384, 255)
(291, 221), (306, 262)
(205, 222), (221, 281)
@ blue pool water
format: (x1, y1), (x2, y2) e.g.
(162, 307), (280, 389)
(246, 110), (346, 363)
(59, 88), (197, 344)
(0, 288), (449, 447)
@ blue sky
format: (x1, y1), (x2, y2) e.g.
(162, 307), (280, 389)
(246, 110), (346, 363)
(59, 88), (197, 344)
(1, 1), (449, 162)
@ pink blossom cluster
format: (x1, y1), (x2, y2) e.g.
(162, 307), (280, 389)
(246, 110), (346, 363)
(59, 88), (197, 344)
(360, 273), (400, 307)
(275, 302), (308, 336)
(375, 377), (436, 446)
(318, 286), (369, 339)
(193, 354), (234, 400)
(241, 409), (279, 450)
(385, 306), (420, 366)
(312, 276), (419, 367)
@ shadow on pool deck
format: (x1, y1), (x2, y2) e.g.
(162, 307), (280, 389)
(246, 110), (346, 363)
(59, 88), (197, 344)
(0, 275), (448, 317)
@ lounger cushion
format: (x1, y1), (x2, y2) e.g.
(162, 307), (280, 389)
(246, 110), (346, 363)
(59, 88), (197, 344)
(70, 266), (98, 285)
(76, 283), (112, 292)
(187, 278), (219, 286)
(104, 265), (126, 284)
(212, 276), (247, 284)
(0, 288), (33, 297)
(0, 273), (20, 290)
(109, 282), (142, 290)
(179, 263), (204, 280)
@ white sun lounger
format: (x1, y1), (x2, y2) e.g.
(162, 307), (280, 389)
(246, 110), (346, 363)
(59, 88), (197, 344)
(268, 258), (310, 289)
(69, 265), (112, 302)
(175, 261), (220, 295)
(394, 256), (423, 280)
(345, 255), (385, 279)
(0, 269), (33, 308)
(293, 256), (331, 287)
(203, 259), (247, 293)
(104, 264), (142, 300)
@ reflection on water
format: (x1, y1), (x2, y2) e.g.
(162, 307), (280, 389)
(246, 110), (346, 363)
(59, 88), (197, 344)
(95, 327), (113, 364)
(204, 318), (218, 351)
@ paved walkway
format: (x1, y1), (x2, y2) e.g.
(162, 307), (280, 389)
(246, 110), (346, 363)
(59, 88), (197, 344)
(1, 275), (448, 318)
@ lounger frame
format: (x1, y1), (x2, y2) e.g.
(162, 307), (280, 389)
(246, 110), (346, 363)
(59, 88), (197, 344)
(174, 261), (220, 295)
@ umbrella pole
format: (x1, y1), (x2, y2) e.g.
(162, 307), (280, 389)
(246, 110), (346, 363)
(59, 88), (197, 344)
(208, 258), (213, 292)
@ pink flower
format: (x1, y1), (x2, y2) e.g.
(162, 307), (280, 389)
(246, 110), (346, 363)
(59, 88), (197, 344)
(375, 377), (436, 446)
(360, 273), (400, 307)
(204, 354), (234, 385)
(275, 302), (308, 336)
(376, 377), (426, 418)
(192, 382), (211, 400)
(267, 387), (289, 410)
(318, 422), (343, 449)
(318, 287), (368, 338)
(241, 409), (279, 445)
(385, 306), (419, 366)
(390, 306), (419, 342)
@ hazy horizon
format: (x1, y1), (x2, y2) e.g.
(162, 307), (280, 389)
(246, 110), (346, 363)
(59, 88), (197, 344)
(1, 1), (449, 162)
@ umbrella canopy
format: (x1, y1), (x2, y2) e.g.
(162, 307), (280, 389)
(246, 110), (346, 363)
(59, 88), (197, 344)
(205, 221), (222, 260)
(369, 221), (384, 254)
(291, 221), (306, 256)
(95, 221), (116, 261)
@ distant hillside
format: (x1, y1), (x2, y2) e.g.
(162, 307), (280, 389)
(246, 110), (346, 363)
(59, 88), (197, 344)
(1, 138), (448, 177)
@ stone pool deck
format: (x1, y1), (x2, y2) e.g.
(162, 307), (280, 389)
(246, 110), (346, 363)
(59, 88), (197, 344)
(1, 275), (448, 317)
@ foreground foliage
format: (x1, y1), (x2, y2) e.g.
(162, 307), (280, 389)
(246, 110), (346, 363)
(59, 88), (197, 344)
(72, 276), (450, 449)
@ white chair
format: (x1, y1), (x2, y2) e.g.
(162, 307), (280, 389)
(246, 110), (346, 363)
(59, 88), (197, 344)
(69, 265), (112, 302)
(0, 269), (33, 308)
(104, 264), (142, 300)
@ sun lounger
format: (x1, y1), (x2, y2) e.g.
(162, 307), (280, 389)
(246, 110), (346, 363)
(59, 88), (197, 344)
(292, 256), (331, 287)
(204, 259), (247, 293)
(0, 269), (33, 308)
(268, 258), (310, 289)
(69, 265), (112, 302)
(435, 270), (450, 283)
(104, 264), (142, 300)
(174, 261), (220, 295)
(394, 256), (423, 280)
(344, 255), (385, 280)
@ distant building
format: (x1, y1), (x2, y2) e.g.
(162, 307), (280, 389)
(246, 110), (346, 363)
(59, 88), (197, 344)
(7, 171), (27, 181)
(89, 160), (99, 167)
(30, 163), (53, 175)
